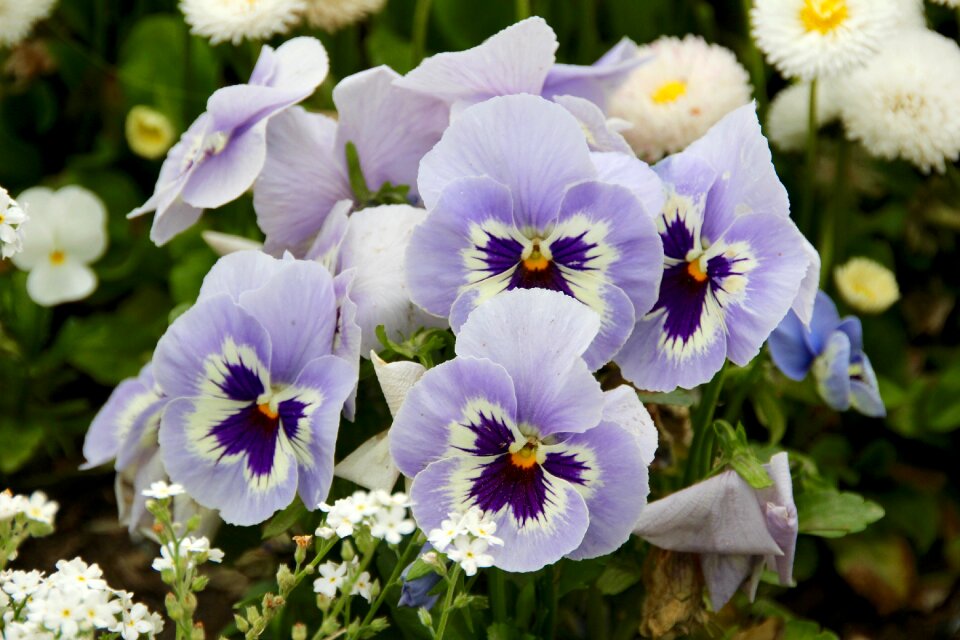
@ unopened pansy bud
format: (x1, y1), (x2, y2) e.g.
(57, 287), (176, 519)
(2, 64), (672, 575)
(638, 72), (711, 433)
(834, 257), (899, 314)
(126, 106), (176, 160)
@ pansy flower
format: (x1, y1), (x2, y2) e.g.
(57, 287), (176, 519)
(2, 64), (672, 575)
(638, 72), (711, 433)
(152, 251), (357, 524)
(254, 67), (448, 256)
(130, 37), (329, 245)
(615, 103), (817, 391)
(407, 94), (664, 369)
(634, 453), (797, 611)
(395, 17), (640, 116)
(769, 290), (884, 417)
(391, 289), (658, 572)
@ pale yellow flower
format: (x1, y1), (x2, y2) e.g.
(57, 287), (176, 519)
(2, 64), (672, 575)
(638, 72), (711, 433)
(834, 257), (899, 314)
(125, 106), (176, 160)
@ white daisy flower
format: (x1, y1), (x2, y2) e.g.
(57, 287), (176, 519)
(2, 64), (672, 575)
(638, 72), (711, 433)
(839, 29), (960, 173)
(179, 0), (306, 45)
(766, 79), (841, 152)
(0, 0), (56, 48)
(750, 0), (899, 80)
(834, 257), (900, 314)
(10, 185), (107, 307)
(302, 0), (386, 32)
(1, 186), (28, 260)
(607, 35), (752, 162)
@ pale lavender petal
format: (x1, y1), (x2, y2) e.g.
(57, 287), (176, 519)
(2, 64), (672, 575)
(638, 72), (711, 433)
(700, 553), (760, 611)
(632, 469), (783, 556)
(561, 421), (649, 560)
(808, 290), (842, 355)
(418, 94), (596, 228)
(237, 258), (339, 383)
(250, 37), (329, 95)
(590, 152), (666, 220)
(758, 452), (797, 586)
(394, 17), (558, 112)
(305, 199), (352, 271)
(390, 356), (518, 477)
(197, 249), (280, 302)
(814, 331), (852, 411)
(793, 237), (820, 326)
(850, 352), (885, 418)
(254, 108), (351, 257)
(553, 95), (632, 154)
(333, 67), (448, 197)
(455, 289), (604, 435)
(541, 38), (642, 109)
(333, 269), (362, 421)
(600, 386), (658, 466)
(180, 121), (267, 209)
(149, 198), (204, 246)
(339, 204), (447, 355)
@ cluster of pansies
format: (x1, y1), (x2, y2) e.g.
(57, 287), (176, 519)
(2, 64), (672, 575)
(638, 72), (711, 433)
(65, 15), (900, 620)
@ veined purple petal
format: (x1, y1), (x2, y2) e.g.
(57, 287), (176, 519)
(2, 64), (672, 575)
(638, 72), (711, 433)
(591, 152), (666, 220)
(541, 38), (643, 109)
(600, 386), (658, 466)
(768, 310), (816, 381)
(197, 249), (282, 303)
(390, 356), (519, 477)
(553, 95), (633, 154)
(418, 94), (596, 228)
(249, 37), (330, 95)
(814, 331), (853, 411)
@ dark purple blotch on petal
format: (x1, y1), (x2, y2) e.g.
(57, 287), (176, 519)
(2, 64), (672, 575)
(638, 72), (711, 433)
(476, 232), (524, 276)
(508, 261), (575, 295)
(217, 357), (266, 401)
(470, 455), (551, 524)
(550, 231), (599, 272)
(455, 411), (513, 457)
(542, 451), (590, 485)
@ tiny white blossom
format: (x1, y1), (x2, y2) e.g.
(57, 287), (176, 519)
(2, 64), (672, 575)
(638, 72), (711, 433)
(314, 525), (336, 540)
(141, 481), (185, 500)
(115, 602), (156, 640)
(0, 187), (28, 260)
(52, 558), (107, 592)
(21, 491), (58, 526)
(427, 515), (464, 553)
(313, 561), (347, 598)
(369, 507), (416, 545)
(2, 569), (44, 602)
(350, 571), (377, 602)
(446, 536), (494, 577)
(0, 489), (26, 521)
(151, 544), (176, 573)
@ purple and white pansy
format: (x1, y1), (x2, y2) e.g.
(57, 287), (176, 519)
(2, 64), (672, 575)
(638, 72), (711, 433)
(151, 251), (358, 525)
(615, 103), (814, 391)
(407, 94), (664, 369)
(130, 37), (329, 245)
(390, 289), (658, 572)
(769, 290), (885, 417)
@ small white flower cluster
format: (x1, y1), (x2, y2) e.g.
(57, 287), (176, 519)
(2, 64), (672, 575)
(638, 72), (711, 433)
(0, 186), (28, 260)
(0, 489), (58, 526)
(317, 490), (415, 544)
(151, 535), (224, 573)
(312, 556), (379, 602)
(142, 480), (185, 500)
(0, 558), (163, 640)
(427, 506), (501, 577)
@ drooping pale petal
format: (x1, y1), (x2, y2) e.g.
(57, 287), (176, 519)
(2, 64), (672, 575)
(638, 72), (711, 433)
(371, 353), (426, 417)
(394, 17), (558, 114)
(560, 420), (649, 560)
(553, 95), (633, 154)
(201, 230), (263, 256)
(333, 269), (362, 420)
(600, 386), (658, 466)
(26, 260), (97, 306)
(334, 430), (399, 492)
(338, 204), (447, 355)
(632, 469), (783, 556)
(249, 36), (330, 95)
(793, 237), (821, 326)
(82, 364), (164, 469)
(306, 199), (352, 271)
(410, 455), (590, 573)
(700, 553), (760, 612)
(390, 356), (519, 477)
(333, 66), (448, 198)
(254, 108), (351, 256)
(758, 452), (797, 586)
(179, 114), (268, 209)
(237, 258), (339, 383)
(418, 94), (596, 227)
(52, 186), (108, 263)
(541, 38), (642, 108)
(455, 289), (604, 435)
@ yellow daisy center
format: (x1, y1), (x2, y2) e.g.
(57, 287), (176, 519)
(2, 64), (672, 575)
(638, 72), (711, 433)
(799, 0), (848, 35)
(651, 80), (687, 105)
(49, 250), (66, 265)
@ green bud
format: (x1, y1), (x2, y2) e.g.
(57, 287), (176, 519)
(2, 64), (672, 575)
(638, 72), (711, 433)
(341, 539), (356, 562)
(234, 614), (250, 633)
(367, 617), (390, 635)
(165, 592), (183, 619)
(452, 593), (471, 609)
(183, 591), (198, 614)
(160, 568), (177, 585)
(417, 607), (433, 628)
(315, 593), (333, 612)
(245, 606), (261, 625)
(291, 622), (307, 640)
(276, 563), (296, 592)
(191, 575), (210, 592)
(294, 544), (307, 566)
(318, 617), (340, 637)
(186, 514), (203, 533)
(191, 622), (206, 640)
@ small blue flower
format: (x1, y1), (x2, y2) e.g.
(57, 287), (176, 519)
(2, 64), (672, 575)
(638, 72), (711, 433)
(769, 291), (885, 417)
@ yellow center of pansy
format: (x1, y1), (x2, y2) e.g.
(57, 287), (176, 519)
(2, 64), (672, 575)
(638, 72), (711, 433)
(258, 402), (279, 420)
(799, 0), (848, 34)
(509, 442), (539, 469)
(651, 80), (688, 105)
(686, 259), (708, 283)
(49, 250), (66, 265)
(522, 244), (550, 272)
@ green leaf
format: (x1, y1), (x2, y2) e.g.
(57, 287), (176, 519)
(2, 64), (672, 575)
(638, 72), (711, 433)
(783, 620), (839, 640)
(752, 385), (787, 444)
(634, 388), (696, 407)
(261, 498), (307, 539)
(555, 557), (606, 596)
(0, 418), (45, 473)
(713, 421), (773, 489)
(595, 562), (642, 596)
(404, 557), (440, 582)
(345, 141), (372, 203)
(796, 489), (885, 538)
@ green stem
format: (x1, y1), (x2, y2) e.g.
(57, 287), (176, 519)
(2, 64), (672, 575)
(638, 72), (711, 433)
(684, 366), (728, 486)
(411, 0), (434, 67)
(434, 565), (462, 640)
(819, 137), (848, 288)
(799, 78), (819, 237)
(516, 0), (532, 20)
(325, 541), (381, 628)
(489, 568), (507, 623)
(353, 534), (422, 634)
(740, 0), (767, 116)
(722, 356), (764, 426)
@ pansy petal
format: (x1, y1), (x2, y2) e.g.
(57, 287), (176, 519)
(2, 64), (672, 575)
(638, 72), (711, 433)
(333, 269), (362, 420)
(814, 331), (852, 411)
(159, 396), (298, 525)
(283, 355), (356, 509)
(333, 66), (447, 196)
(713, 213), (810, 366)
(153, 294), (273, 400)
(590, 152), (666, 219)
(808, 290), (842, 355)
(758, 453), (798, 586)
(26, 260), (97, 306)
(418, 94), (596, 228)
(700, 553), (759, 611)
(339, 204), (447, 355)
(372, 353), (426, 417)
(792, 237), (820, 326)
(558, 421), (649, 560)
(553, 95), (633, 154)
(395, 17), (558, 112)
(254, 108), (351, 256)
(573, 278), (635, 371)
(455, 289), (604, 434)
(237, 259), (338, 384)
(768, 310), (815, 381)
(390, 356), (519, 477)
(407, 176), (518, 317)
(633, 469), (783, 556)
(601, 386), (658, 466)
(197, 249), (280, 302)
(149, 197), (204, 247)
(850, 353), (885, 418)
(252, 37), (329, 94)
(181, 122), (268, 209)
(836, 316), (864, 353)
(305, 199), (351, 271)
(334, 430), (399, 493)
(10, 188), (56, 269)
(410, 455), (590, 573)
(202, 231), (263, 256)
(541, 38), (642, 108)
